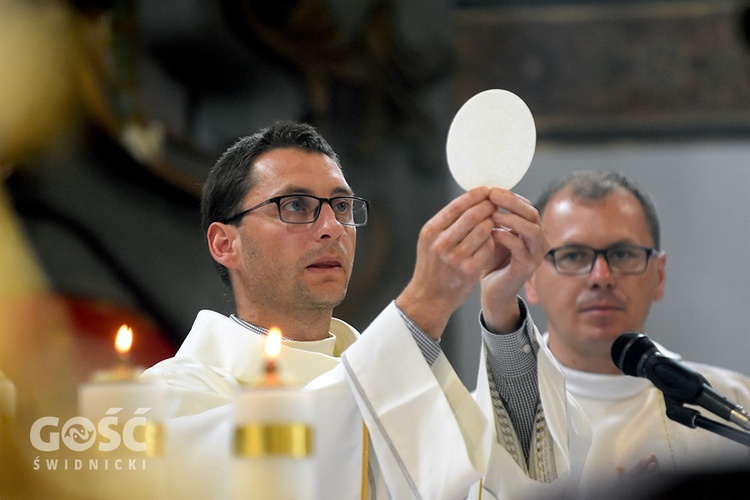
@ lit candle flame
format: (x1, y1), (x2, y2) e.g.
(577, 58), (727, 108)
(265, 327), (282, 360)
(115, 324), (133, 356)
(263, 327), (283, 385)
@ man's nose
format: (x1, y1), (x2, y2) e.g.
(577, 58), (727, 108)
(588, 254), (614, 286)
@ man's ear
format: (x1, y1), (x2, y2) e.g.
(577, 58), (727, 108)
(652, 251), (667, 302)
(206, 222), (240, 270)
(524, 276), (540, 305)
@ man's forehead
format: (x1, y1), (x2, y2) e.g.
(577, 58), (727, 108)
(547, 187), (641, 216)
(251, 149), (349, 189)
(253, 147), (340, 169)
(544, 190), (652, 244)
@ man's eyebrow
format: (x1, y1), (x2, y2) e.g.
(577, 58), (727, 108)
(275, 186), (355, 197)
(557, 239), (644, 248)
(331, 186), (355, 196)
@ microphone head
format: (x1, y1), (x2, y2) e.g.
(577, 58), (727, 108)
(612, 333), (709, 404)
(611, 332), (658, 376)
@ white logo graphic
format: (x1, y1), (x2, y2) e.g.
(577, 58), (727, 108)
(30, 408), (152, 452)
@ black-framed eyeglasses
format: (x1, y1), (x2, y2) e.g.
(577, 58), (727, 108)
(546, 244), (658, 275)
(222, 194), (370, 227)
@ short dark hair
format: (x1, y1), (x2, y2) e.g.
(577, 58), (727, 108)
(535, 170), (661, 250)
(201, 121), (341, 287)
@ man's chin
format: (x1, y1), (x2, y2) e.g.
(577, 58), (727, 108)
(579, 327), (627, 347)
(307, 287), (348, 310)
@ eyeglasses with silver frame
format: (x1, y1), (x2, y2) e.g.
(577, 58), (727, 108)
(546, 244), (658, 275)
(222, 194), (370, 227)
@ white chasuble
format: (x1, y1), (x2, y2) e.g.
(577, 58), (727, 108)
(562, 356), (750, 496)
(143, 302), (491, 499)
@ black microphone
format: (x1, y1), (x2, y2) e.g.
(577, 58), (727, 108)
(612, 332), (750, 431)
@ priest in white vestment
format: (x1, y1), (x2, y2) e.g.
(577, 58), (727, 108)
(519, 170), (750, 497)
(142, 122), (586, 499)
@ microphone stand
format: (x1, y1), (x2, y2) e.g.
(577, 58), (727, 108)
(665, 396), (750, 447)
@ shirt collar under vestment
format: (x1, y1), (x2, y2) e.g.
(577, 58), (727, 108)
(542, 332), (681, 401)
(230, 314), (338, 357)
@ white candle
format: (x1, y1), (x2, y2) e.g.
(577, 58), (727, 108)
(77, 325), (166, 499)
(78, 326), (163, 422)
(232, 327), (316, 499)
